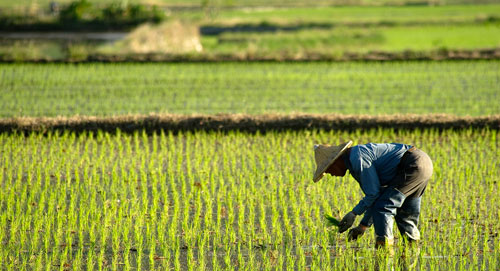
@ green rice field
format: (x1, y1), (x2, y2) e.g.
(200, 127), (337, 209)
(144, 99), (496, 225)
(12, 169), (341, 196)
(210, 4), (500, 24)
(201, 23), (500, 58)
(1, 61), (499, 118)
(1, 0), (500, 270)
(1, 128), (498, 270)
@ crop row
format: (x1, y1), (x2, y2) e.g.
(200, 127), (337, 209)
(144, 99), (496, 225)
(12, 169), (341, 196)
(1, 61), (499, 118)
(0, 128), (498, 270)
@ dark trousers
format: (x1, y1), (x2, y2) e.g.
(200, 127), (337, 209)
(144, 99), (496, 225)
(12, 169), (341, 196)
(371, 148), (433, 241)
(392, 147), (434, 198)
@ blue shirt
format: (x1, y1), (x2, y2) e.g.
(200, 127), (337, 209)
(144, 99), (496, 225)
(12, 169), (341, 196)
(344, 143), (411, 215)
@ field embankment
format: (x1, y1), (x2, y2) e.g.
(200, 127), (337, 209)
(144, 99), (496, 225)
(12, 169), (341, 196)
(2, 114), (500, 134)
(3, 48), (498, 62)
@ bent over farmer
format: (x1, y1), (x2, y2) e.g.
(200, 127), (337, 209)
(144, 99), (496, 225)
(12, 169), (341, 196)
(313, 141), (433, 248)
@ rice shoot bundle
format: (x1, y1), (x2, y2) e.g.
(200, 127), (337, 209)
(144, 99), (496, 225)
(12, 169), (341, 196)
(324, 214), (340, 228)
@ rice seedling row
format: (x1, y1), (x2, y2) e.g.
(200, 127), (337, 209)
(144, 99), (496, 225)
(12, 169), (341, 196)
(1, 61), (500, 118)
(0, 128), (498, 270)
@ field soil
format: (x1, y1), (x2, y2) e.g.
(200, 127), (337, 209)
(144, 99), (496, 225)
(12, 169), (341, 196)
(2, 114), (500, 134)
(1, 48), (499, 62)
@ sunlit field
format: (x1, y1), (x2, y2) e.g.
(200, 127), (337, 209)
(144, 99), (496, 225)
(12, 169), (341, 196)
(1, 0), (499, 270)
(1, 61), (500, 118)
(1, 128), (498, 270)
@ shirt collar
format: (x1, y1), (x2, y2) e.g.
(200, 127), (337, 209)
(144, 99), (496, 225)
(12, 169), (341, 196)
(342, 148), (352, 170)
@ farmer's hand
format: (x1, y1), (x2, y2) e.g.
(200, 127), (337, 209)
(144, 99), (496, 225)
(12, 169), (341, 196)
(348, 225), (367, 241)
(338, 211), (356, 233)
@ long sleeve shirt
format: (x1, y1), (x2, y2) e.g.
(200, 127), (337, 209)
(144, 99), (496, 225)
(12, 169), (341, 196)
(343, 143), (412, 216)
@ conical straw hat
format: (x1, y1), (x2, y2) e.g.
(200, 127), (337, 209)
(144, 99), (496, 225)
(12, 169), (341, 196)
(313, 141), (352, 183)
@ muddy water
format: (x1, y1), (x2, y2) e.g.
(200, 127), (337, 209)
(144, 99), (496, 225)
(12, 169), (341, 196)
(0, 32), (127, 41)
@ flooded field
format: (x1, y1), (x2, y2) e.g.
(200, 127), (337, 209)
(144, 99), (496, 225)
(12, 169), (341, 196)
(1, 129), (498, 270)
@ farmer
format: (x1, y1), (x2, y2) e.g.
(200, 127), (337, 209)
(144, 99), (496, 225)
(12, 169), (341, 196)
(313, 141), (433, 249)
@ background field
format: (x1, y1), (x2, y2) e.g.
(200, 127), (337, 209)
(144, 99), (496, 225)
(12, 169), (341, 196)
(1, 129), (498, 270)
(1, 0), (500, 9)
(206, 5), (500, 23)
(201, 5), (500, 56)
(199, 23), (500, 59)
(1, 4), (499, 61)
(1, 61), (499, 118)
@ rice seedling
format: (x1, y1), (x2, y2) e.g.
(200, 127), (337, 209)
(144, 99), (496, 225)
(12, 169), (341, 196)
(323, 214), (340, 228)
(0, 128), (498, 270)
(1, 61), (499, 117)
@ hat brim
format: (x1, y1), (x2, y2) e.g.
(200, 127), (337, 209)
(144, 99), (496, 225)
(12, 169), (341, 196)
(313, 141), (352, 183)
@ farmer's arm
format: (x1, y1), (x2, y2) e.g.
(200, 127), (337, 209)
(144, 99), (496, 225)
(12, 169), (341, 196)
(359, 207), (373, 227)
(351, 165), (381, 216)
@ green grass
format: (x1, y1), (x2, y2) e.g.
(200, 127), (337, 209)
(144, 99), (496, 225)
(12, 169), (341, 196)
(378, 23), (500, 51)
(201, 22), (500, 55)
(211, 4), (500, 24)
(0, 40), (68, 61)
(0, 128), (498, 270)
(1, 61), (499, 118)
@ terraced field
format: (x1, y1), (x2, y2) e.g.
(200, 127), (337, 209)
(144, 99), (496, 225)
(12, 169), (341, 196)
(1, 61), (499, 118)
